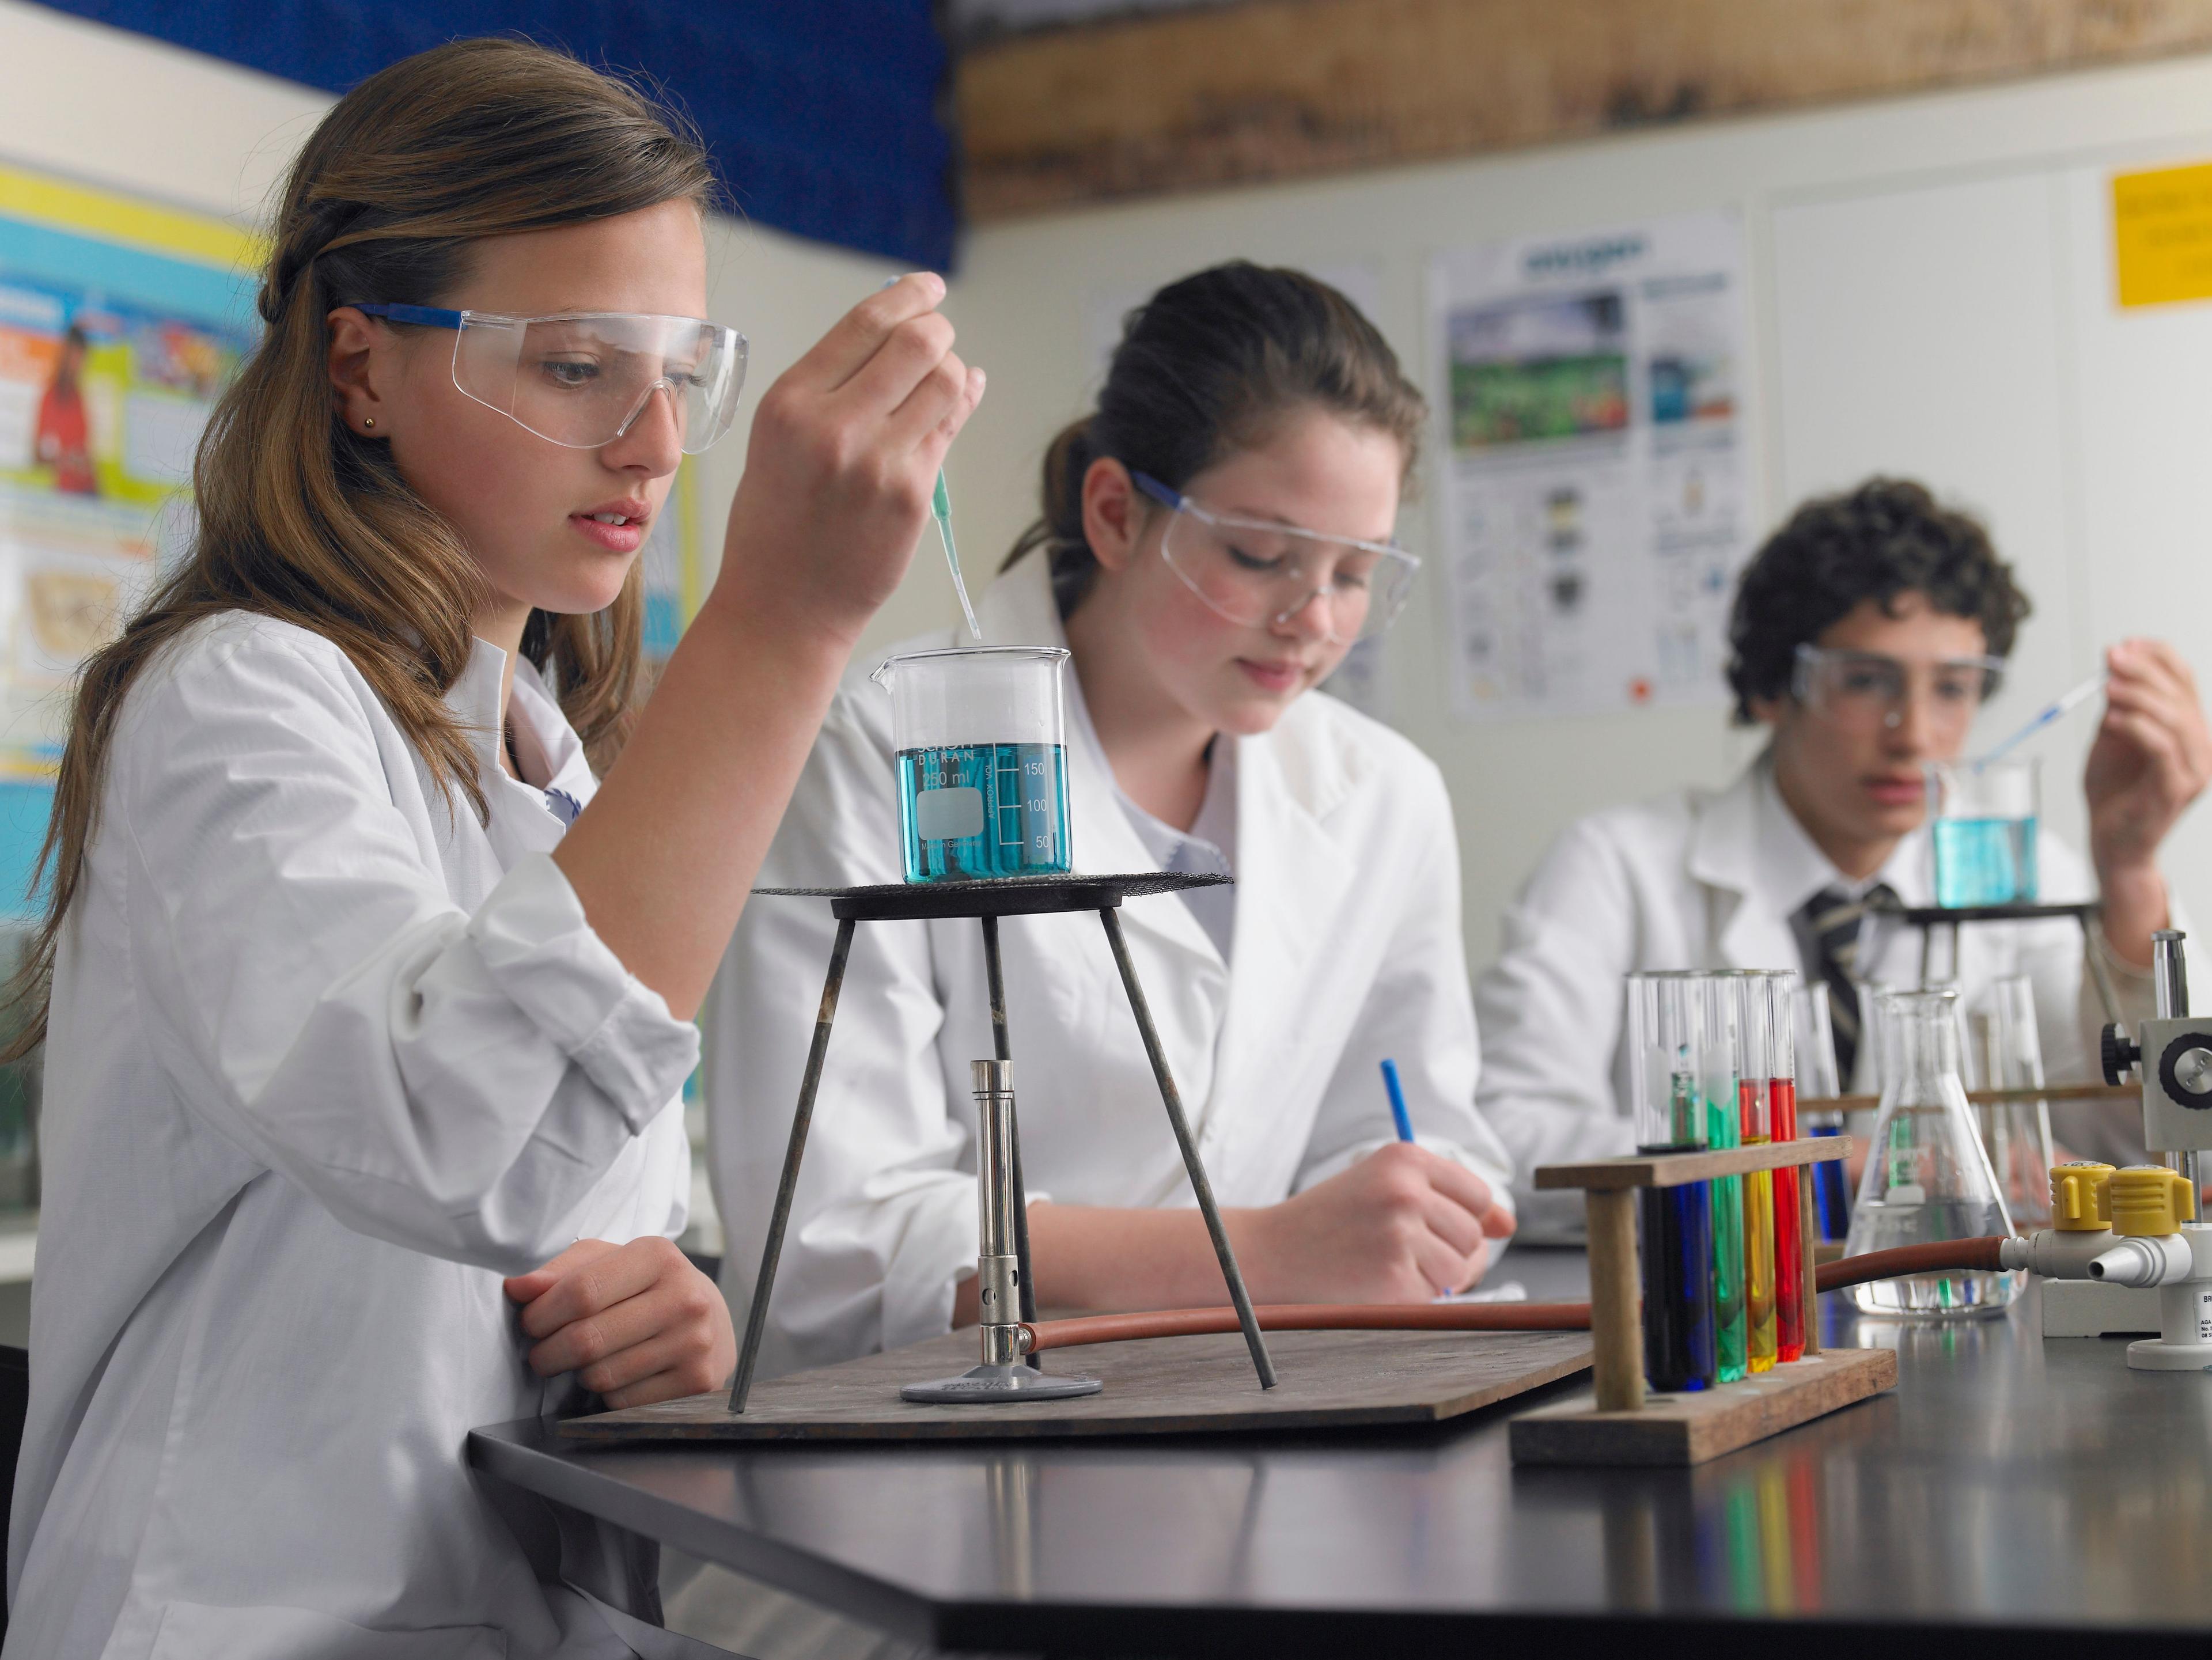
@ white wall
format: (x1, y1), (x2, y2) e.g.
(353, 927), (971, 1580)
(935, 51), (2212, 972)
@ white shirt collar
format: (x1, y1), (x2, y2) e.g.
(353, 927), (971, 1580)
(441, 638), (599, 830)
(1752, 751), (1928, 912)
(1116, 741), (1236, 875)
(506, 655), (595, 800)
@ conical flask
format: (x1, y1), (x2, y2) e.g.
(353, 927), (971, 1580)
(1842, 988), (2020, 1318)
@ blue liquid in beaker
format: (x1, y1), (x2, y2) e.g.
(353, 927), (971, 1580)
(896, 744), (1071, 882)
(1933, 816), (2038, 907)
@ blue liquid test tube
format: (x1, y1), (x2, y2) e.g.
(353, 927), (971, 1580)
(1627, 972), (1716, 1392)
(1808, 1115), (1852, 1242)
(1793, 980), (1853, 1244)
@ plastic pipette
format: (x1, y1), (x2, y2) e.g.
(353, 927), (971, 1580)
(1975, 671), (2108, 768)
(882, 278), (983, 640)
(931, 470), (984, 642)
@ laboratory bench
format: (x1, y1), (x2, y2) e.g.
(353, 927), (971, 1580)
(468, 1247), (2212, 1657)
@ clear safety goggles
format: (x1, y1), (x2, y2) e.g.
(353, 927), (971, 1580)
(1791, 643), (2005, 732)
(354, 304), (748, 454)
(1132, 471), (1419, 644)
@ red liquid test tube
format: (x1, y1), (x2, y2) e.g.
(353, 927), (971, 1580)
(1771, 1072), (1804, 1360)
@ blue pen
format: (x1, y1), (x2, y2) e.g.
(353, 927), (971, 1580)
(1385, 1059), (1464, 1302)
(1380, 1058), (1415, 1144)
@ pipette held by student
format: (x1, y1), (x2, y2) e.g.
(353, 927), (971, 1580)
(883, 276), (983, 640)
(1975, 670), (2109, 768)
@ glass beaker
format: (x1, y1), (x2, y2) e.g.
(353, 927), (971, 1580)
(872, 647), (1073, 884)
(1843, 988), (2020, 1318)
(1626, 971), (1715, 1393)
(1968, 976), (2055, 1231)
(1929, 757), (2039, 908)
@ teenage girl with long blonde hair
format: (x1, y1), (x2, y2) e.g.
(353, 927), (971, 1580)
(3, 39), (979, 1658)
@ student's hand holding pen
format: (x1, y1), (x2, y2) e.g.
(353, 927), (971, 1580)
(503, 1237), (736, 1409)
(1241, 1144), (1517, 1305)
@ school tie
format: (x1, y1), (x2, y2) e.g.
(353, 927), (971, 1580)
(1798, 884), (1898, 1086)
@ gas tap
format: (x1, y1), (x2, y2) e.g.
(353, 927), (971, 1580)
(2000, 929), (2212, 1369)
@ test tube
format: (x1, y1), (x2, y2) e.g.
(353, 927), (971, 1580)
(1795, 985), (1851, 1244)
(1764, 971), (1806, 1362)
(1627, 972), (1715, 1393)
(1734, 975), (1780, 1374)
(1692, 972), (1748, 1384)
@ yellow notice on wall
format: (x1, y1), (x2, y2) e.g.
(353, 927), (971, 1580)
(2113, 161), (2212, 308)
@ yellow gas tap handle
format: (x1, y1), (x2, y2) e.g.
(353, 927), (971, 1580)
(2050, 1161), (2116, 1231)
(2111, 1165), (2194, 1237)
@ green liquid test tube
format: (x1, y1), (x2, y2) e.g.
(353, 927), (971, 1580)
(1696, 972), (1746, 1383)
(1708, 1098), (1747, 1382)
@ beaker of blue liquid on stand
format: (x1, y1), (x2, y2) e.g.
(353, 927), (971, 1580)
(1627, 971), (1716, 1393)
(873, 646), (1074, 883)
(1929, 757), (2039, 907)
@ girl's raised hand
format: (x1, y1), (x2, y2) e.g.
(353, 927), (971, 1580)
(554, 276), (980, 1021)
(713, 272), (984, 645)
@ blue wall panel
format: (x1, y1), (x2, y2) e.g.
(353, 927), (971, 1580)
(31, 1), (959, 270)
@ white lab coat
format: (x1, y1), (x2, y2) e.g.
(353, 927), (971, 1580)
(706, 552), (1513, 1375)
(5, 615), (706, 1659)
(1475, 756), (2172, 1239)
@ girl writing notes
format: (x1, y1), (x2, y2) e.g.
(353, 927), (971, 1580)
(708, 264), (1516, 1382)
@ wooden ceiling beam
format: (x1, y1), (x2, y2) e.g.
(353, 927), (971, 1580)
(956, 0), (2212, 218)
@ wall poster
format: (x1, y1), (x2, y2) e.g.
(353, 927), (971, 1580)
(0, 162), (264, 915)
(1429, 210), (1752, 722)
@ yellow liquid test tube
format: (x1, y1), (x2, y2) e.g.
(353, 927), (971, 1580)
(1733, 970), (1782, 1374)
(1742, 1126), (1779, 1372)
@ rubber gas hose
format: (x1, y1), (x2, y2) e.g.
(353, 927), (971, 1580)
(1015, 1236), (2012, 1355)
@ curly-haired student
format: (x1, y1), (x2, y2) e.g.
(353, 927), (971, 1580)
(1477, 476), (2212, 1237)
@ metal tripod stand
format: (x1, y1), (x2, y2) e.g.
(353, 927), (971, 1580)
(728, 871), (1278, 1412)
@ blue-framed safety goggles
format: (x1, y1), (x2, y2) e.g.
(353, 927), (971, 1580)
(354, 304), (747, 454)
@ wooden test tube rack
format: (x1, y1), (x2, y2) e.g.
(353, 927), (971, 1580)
(1509, 1138), (1898, 1466)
